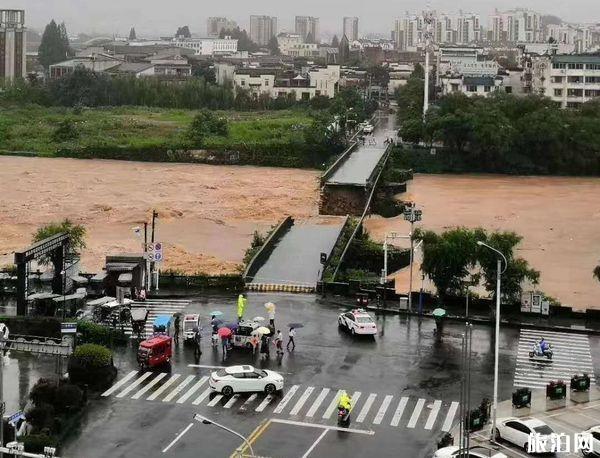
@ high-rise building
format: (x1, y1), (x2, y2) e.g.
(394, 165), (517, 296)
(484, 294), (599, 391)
(0, 9), (26, 80)
(206, 17), (237, 37)
(249, 15), (277, 46)
(295, 16), (319, 43)
(488, 8), (542, 43)
(343, 17), (359, 42)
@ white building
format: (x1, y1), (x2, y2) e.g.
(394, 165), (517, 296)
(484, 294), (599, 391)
(532, 54), (600, 108)
(437, 46), (499, 77)
(343, 17), (359, 42)
(440, 74), (508, 97)
(206, 17), (237, 37)
(545, 23), (594, 53)
(277, 33), (303, 55)
(295, 16), (319, 43)
(0, 9), (26, 80)
(250, 15), (278, 46)
(171, 37), (238, 56)
(488, 8), (543, 43)
(286, 43), (320, 58)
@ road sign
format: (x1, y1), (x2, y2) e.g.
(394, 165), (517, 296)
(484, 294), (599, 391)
(61, 323), (77, 334)
(146, 242), (163, 263)
(320, 252), (327, 264)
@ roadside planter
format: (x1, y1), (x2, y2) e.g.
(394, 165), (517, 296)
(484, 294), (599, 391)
(512, 387), (532, 408)
(546, 380), (567, 400)
(467, 409), (484, 431)
(571, 373), (591, 392)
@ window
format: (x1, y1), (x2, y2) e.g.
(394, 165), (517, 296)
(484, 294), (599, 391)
(505, 86), (513, 94)
(585, 90), (600, 97)
(567, 101), (582, 108)
(451, 83), (459, 92)
(264, 79), (269, 86)
(240, 80), (246, 86)
(552, 62), (566, 69)
(467, 85), (477, 92)
(345, 313), (355, 321)
(356, 316), (373, 324)
(554, 89), (563, 96)
(592, 432), (600, 442)
(568, 89), (583, 97)
(232, 373), (245, 378)
(552, 76), (563, 83)
(484, 86), (491, 92)
(585, 76), (600, 84)
(244, 372), (260, 379)
(568, 76), (582, 83)
(568, 63), (584, 70)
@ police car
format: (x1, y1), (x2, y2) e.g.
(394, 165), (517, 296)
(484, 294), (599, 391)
(338, 309), (377, 336)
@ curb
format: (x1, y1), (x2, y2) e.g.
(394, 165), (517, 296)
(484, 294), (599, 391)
(245, 283), (315, 294)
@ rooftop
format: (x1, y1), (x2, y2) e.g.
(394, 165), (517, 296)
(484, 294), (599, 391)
(552, 54), (600, 64)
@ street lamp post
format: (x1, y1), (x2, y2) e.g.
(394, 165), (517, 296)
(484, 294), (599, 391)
(193, 414), (255, 458)
(403, 204), (423, 313)
(476, 241), (507, 443)
(382, 232), (410, 308)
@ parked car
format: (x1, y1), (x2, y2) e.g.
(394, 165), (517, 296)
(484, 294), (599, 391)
(494, 417), (554, 453)
(209, 365), (284, 396)
(363, 124), (374, 134)
(580, 425), (600, 456)
(338, 309), (377, 336)
(231, 320), (260, 349)
(433, 446), (507, 458)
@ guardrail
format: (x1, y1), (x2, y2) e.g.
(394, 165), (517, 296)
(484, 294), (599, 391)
(243, 216), (294, 283)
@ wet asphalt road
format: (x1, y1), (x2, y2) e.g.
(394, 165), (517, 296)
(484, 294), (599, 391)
(4, 292), (598, 458)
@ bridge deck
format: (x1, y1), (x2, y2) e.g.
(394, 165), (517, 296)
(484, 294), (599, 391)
(250, 217), (345, 287)
(326, 114), (397, 186)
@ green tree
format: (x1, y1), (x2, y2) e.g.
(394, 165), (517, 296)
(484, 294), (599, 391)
(268, 35), (280, 55)
(33, 219), (86, 294)
(128, 27), (137, 41)
(367, 65), (390, 87)
(594, 265), (600, 283)
(175, 26), (191, 38)
(414, 227), (482, 301)
(219, 27), (258, 52)
(38, 20), (71, 69)
(186, 110), (229, 146)
(476, 231), (540, 304)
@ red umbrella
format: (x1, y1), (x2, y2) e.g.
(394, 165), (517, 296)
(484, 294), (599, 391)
(217, 327), (232, 338)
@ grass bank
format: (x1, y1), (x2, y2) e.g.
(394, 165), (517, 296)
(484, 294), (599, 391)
(0, 105), (319, 167)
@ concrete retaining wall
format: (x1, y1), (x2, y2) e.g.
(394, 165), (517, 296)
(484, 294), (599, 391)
(243, 216), (294, 282)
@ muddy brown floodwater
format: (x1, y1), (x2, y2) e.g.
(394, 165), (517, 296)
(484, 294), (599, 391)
(0, 156), (320, 275)
(365, 174), (600, 311)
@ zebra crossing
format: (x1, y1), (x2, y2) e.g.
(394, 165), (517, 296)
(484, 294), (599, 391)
(102, 370), (459, 432)
(514, 329), (596, 389)
(123, 298), (191, 338)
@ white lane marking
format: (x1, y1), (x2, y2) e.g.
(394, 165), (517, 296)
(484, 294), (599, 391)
(356, 393), (377, 423)
(289, 387), (315, 416)
(224, 394), (240, 409)
(192, 387), (212, 405)
(301, 429), (328, 458)
(187, 364), (226, 369)
(177, 376), (208, 404)
(161, 422), (194, 453)
(256, 394), (275, 412)
(425, 400), (442, 430)
(322, 390), (343, 419)
(350, 391), (362, 413)
(270, 418), (374, 435)
(101, 371), (137, 397)
(441, 401), (459, 432)
(132, 372), (167, 399)
(373, 395), (394, 425)
(306, 388), (330, 418)
(390, 397), (409, 427)
(163, 375), (195, 402)
(407, 398), (425, 428)
(148, 374), (181, 401)
(116, 372), (152, 398)
(240, 394), (257, 410)
(273, 385), (300, 414)
(520, 329), (590, 339)
(207, 394), (223, 407)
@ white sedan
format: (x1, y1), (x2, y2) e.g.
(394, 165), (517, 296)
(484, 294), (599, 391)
(209, 365), (284, 396)
(433, 446), (507, 458)
(494, 417), (554, 453)
(338, 309), (377, 335)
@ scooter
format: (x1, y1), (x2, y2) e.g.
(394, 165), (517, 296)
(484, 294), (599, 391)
(529, 343), (553, 359)
(338, 406), (351, 426)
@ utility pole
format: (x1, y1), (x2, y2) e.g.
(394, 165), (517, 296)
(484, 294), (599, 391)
(403, 203), (423, 312)
(423, 9), (435, 118)
(143, 222), (150, 291)
(150, 210), (158, 290)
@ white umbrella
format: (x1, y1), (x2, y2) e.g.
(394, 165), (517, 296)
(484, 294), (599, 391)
(264, 302), (276, 311)
(252, 316), (265, 322)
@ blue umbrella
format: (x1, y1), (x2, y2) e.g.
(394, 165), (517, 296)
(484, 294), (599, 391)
(210, 311), (223, 317)
(224, 322), (239, 331)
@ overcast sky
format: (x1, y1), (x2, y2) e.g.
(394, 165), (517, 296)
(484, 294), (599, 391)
(9, 0), (600, 38)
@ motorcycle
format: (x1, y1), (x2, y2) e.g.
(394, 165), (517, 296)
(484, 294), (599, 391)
(529, 343), (553, 359)
(338, 406), (351, 426)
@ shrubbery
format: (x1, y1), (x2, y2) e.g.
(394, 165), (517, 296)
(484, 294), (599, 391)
(72, 343), (112, 367)
(77, 321), (128, 346)
(68, 343), (116, 390)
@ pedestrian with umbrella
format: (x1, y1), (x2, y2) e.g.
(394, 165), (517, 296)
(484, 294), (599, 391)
(237, 293), (247, 322)
(274, 330), (284, 356)
(432, 308), (446, 336)
(192, 325), (202, 361)
(258, 327), (271, 359)
(218, 327), (232, 359)
(264, 302), (276, 327)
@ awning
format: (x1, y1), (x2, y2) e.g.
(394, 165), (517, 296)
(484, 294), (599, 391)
(27, 292), (60, 301)
(69, 274), (89, 284)
(118, 272), (133, 283)
(52, 293), (86, 302)
(106, 262), (137, 273)
(91, 272), (107, 283)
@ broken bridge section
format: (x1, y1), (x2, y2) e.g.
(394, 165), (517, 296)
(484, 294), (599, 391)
(245, 217), (346, 293)
(320, 113), (398, 216)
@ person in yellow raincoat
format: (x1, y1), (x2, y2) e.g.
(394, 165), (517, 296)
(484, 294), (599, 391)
(338, 391), (352, 411)
(237, 293), (247, 322)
